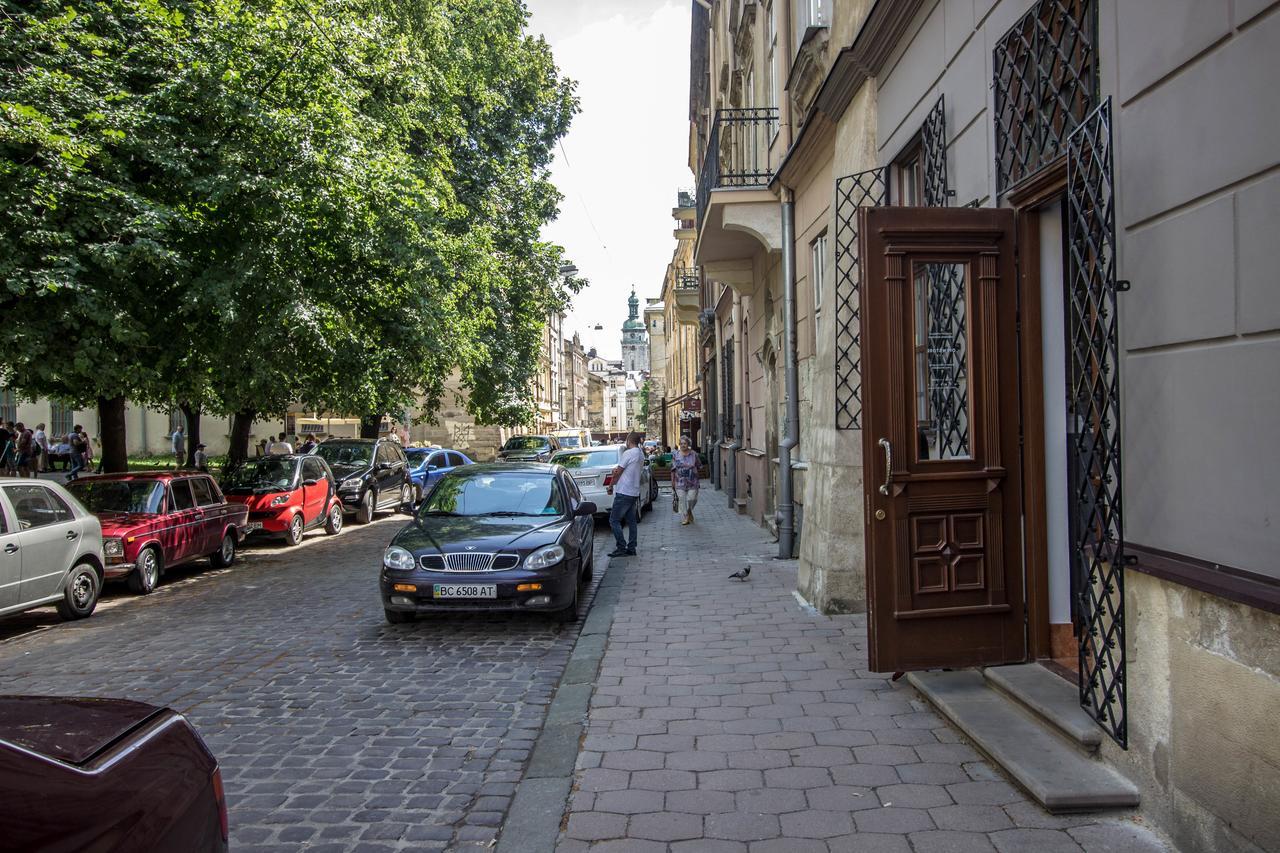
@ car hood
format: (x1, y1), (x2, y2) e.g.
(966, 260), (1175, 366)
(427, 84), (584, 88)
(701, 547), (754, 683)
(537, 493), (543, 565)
(329, 464), (369, 481)
(394, 515), (568, 554)
(226, 491), (296, 510)
(0, 696), (163, 766)
(94, 513), (165, 537)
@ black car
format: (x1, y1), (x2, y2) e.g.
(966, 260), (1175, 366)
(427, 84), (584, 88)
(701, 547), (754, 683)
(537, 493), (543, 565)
(314, 438), (412, 524)
(497, 435), (559, 463)
(380, 463), (596, 623)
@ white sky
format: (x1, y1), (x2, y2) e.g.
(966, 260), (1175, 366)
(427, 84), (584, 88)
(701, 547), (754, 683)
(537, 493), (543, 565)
(525, 0), (693, 361)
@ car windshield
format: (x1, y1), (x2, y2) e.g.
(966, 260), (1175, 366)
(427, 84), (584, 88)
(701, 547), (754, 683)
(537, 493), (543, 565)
(223, 459), (297, 491)
(553, 449), (619, 470)
(503, 436), (548, 451)
(315, 442), (372, 467)
(557, 435), (582, 448)
(69, 480), (166, 514)
(421, 471), (565, 517)
(406, 449), (437, 466)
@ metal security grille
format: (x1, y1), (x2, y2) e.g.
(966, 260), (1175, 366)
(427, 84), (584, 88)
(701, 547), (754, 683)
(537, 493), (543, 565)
(833, 168), (885, 430)
(421, 553), (502, 572)
(922, 96), (949, 207)
(721, 340), (735, 439)
(1066, 98), (1127, 749)
(993, 0), (1098, 192)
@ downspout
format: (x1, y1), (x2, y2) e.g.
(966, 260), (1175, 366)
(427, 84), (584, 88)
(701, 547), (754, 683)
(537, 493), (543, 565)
(776, 0), (799, 559)
(729, 291), (743, 507)
(712, 305), (725, 490)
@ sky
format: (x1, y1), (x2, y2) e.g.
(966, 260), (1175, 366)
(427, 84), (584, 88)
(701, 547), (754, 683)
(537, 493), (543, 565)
(524, 0), (694, 361)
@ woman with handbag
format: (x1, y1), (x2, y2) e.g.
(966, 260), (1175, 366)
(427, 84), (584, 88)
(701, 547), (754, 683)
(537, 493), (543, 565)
(671, 435), (700, 526)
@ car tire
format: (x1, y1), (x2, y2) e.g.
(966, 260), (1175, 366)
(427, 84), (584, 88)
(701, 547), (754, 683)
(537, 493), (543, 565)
(553, 581), (579, 623)
(581, 552), (594, 583)
(399, 483), (413, 513)
(385, 608), (414, 624)
(56, 562), (100, 620)
(211, 532), (237, 568)
(324, 504), (343, 535)
(356, 490), (375, 524)
(127, 547), (161, 595)
(414, 484), (424, 505)
(285, 514), (304, 547)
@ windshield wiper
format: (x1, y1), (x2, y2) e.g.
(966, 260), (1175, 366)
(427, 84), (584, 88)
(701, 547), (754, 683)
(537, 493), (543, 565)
(422, 510), (461, 516)
(481, 511), (540, 517)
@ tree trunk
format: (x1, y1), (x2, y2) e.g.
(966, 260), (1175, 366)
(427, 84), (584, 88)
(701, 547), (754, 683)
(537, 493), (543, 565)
(97, 396), (128, 473)
(228, 410), (255, 468)
(180, 402), (201, 467)
(359, 414), (381, 439)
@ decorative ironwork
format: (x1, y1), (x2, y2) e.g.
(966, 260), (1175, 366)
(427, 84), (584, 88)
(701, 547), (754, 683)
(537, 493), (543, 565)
(675, 267), (702, 292)
(696, 108), (780, 226)
(922, 95), (950, 207)
(833, 168), (886, 430)
(721, 339), (735, 439)
(993, 0), (1098, 192)
(1067, 98), (1126, 749)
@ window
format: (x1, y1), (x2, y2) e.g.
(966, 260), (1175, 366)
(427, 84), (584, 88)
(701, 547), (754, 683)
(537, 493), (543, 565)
(50, 401), (74, 438)
(894, 142), (924, 206)
(4, 485), (74, 529)
(191, 477), (218, 507)
(810, 232), (828, 317)
(0, 389), (15, 425)
(169, 408), (183, 434)
(448, 452), (466, 468)
(170, 480), (196, 511)
(766, 3), (780, 111)
(302, 457), (326, 482)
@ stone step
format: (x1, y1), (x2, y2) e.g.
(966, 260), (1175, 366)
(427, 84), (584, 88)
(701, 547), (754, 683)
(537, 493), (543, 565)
(983, 663), (1103, 754)
(908, 670), (1140, 813)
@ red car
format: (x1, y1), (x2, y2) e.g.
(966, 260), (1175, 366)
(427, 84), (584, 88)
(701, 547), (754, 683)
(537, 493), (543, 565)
(68, 472), (248, 595)
(0, 695), (228, 852)
(221, 454), (344, 545)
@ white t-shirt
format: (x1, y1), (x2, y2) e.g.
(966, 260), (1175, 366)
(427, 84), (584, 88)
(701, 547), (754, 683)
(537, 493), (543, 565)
(269, 441), (293, 455)
(615, 446), (644, 497)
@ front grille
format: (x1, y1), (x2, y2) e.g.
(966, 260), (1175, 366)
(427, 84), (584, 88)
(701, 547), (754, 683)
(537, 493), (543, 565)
(419, 552), (520, 572)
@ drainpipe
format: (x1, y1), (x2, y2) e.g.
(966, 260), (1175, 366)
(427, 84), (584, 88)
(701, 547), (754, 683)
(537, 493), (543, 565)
(777, 190), (799, 559)
(728, 291), (743, 507)
(712, 307), (724, 490)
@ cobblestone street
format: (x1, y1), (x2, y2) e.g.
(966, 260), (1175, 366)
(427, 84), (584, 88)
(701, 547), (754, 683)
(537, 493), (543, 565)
(0, 511), (605, 852)
(559, 496), (1172, 853)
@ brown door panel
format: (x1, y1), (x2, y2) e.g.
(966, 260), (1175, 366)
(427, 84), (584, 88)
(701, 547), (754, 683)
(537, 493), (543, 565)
(860, 206), (1026, 672)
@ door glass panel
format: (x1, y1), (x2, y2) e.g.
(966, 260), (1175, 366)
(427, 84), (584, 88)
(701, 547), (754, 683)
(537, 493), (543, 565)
(913, 261), (971, 461)
(192, 477), (218, 506)
(2, 485), (72, 529)
(171, 480), (196, 511)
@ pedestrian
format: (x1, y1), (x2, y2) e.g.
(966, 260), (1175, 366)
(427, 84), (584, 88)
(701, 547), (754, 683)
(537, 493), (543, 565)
(83, 428), (96, 473)
(67, 425), (86, 481)
(671, 434), (700, 526)
(606, 431), (644, 558)
(14, 423), (33, 478)
(299, 435), (317, 454)
(193, 443), (209, 472)
(268, 432), (293, 455)
(0, 422), (13, 477)
(256, 438), (269, 457)
(171, 422), (185, 467)
(33, 423), (48, 474)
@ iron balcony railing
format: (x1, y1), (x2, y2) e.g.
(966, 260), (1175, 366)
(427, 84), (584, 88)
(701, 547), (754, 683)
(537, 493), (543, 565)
(696, 107), (780, 227)
(675, 267), (702, 292)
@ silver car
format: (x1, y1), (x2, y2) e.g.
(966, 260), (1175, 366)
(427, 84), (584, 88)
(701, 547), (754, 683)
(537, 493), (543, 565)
(551, 445), (656, 520)
(0, 479), (104, 622)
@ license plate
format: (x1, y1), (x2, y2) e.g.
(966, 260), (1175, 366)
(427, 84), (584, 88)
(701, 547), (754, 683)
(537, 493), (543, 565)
(433, 584), (497, 599)
(245, 522), (263, 532)
(574, 476), (596, 484)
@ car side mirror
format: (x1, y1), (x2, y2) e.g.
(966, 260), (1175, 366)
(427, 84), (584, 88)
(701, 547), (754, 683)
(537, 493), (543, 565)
(575, 502), (598, 517)
(302, 478), (318, 487)
(376, 462), (390, 471)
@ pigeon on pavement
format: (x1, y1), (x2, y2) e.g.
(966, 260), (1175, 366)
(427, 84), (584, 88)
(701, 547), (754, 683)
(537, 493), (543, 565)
(728, 566), (751, 581)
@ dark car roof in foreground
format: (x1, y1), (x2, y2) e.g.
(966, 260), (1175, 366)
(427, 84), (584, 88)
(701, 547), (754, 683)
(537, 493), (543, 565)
(0, 696), (162, 765)
(74, 471), (198, 483)
(455, 462), (557, 476)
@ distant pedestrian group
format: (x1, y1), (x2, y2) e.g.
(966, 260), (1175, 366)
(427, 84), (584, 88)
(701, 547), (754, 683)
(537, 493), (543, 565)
(0, 421), (94, 480)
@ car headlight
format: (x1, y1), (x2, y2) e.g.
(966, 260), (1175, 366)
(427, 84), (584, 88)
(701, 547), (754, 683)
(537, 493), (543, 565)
(383, 546), (417, 571)
(524, 544), (566, 571)
(103, 538), (124, 559)
(339, 479), (361, 493)
(270, 494), (290, 507)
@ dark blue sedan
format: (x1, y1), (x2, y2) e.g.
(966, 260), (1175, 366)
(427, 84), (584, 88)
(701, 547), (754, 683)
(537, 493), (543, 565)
(406, 448), (474, 503)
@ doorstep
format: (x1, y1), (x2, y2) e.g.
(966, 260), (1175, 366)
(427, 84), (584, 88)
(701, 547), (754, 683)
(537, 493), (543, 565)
(908, 665), (1139, 813)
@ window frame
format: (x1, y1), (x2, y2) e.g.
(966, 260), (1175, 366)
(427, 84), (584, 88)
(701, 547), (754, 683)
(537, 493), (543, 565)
(810, 230), (829, 318)
(892, 136), (925, 207)
(170, 479), (197, 511)
(3, 484), (75, 530)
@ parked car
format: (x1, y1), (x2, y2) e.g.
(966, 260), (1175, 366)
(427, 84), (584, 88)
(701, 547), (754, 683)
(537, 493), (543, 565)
(552, 428), (590, 450)
(380, 463), (596, 624)
(405, 447), (474, 504)
(551, 445), (656, 520)
(314, 438), (411, 523)
(0, 479), (103, 622)
(0, 695), (227, 852)
(67, 472), (248, 595)
(497, 434), (559, 462)
(222, 454), (344, 545)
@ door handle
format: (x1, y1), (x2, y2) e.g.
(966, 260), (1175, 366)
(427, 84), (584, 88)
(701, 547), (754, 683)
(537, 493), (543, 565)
(66, 530), (79, 540)
(3, 544), (17, 554)
(878, 438), (893, 496)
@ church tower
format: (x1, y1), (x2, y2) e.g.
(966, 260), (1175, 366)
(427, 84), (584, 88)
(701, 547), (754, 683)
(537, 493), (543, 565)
(621, 287), (648, 373)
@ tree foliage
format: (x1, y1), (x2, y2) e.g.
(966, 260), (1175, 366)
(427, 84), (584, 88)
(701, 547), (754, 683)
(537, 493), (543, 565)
(0, 0), (578, 468)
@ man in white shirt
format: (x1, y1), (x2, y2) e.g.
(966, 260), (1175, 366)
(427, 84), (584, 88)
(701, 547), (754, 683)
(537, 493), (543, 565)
(268, 432), (293, 455)
(606, 432), (644, 557)
(33, 423), (48, 473)
(172, 424), (185, 467)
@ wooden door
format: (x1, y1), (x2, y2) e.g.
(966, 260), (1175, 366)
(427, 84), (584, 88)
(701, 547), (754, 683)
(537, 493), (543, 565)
(860, 206), (1026, 672)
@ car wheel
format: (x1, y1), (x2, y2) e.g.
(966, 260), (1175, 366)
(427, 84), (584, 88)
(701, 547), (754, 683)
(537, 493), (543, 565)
(356, 490), (375, 524)
(553, 581), (579, 623)
(324, 504), (343, 535)
(581, 551), (594, 583)
(56, 562), (100, 620)
(385, 608), (415, 624)
(414, 484), (424, 505)
(636, 498), (644, 524)
(399, 483), (413, 513)
(211, 532), (237, 568)
(285, 513), (304, 547)
(127, 547), (161, 595)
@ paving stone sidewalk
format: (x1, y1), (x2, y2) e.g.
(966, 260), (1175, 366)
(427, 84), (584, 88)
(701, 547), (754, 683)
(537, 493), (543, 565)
(558, 491), (1172, 853)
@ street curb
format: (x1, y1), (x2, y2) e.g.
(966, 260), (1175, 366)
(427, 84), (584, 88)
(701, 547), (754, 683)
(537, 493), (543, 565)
(495, 554), (624, 853)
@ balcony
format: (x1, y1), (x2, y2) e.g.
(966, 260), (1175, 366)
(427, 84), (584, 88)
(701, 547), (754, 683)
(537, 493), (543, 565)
(672, 267), (702, 324)
(695, 108), (782, 267)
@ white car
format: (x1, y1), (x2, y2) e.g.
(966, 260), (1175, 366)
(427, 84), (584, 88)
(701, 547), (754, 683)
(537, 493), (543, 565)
(0, 479), (104, 622)
(552, 445), (656, 520)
